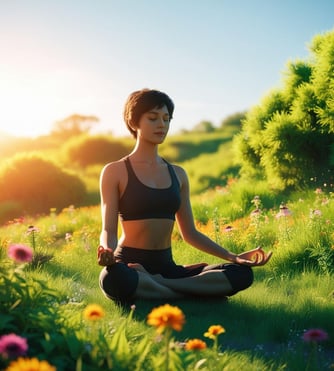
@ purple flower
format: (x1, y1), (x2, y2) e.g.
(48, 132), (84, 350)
(276, 205), (292, 218)
(311, 209), (322, 217)
(250, 208), (261, 217)
(26, 225), (39, 234)
(0, 333), (28, 358)
(302, 328), (329, 343)
(8, 244), (33, 263)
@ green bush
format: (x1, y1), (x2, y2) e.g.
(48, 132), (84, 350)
(0, 153), (86, 220)
(234, 30), (334, 190)
(62, 135), (131, 167)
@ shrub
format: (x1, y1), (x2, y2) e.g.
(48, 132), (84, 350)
(62, 135), (131, 167)
(0, 153), (86, 219)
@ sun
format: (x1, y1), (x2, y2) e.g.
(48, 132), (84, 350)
(0, 69), (60, 138)
(0, 62), (97, 138)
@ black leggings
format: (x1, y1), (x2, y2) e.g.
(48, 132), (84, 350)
(99, 246), (253, 302)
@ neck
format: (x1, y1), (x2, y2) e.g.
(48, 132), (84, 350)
(130, 141), (160, 164)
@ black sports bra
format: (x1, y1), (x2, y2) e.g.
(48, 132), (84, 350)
(118, 157), (181, 221)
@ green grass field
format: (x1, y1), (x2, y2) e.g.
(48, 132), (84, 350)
(1, 177), (334, 370)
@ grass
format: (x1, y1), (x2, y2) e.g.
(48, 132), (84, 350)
(1, 181), (334, 370)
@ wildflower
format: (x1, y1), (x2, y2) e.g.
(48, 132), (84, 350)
(251, 195), (262, 209)
(276, 204), (292, 218)
(26, 225), (39, 234)
(83, 304), (105, 321)
(315, 188), (322, 194)
(147, 304), (185, 334)
(204, 325), (225, 352)
(65, 233), (72, 242)
(224, 225), (233, 232)
(322, 197), (329, 205)
(5, 357), (56, 371)
(250, 208), (261, 217)
(0, 334), (28, 358)
(302, 328), (329, 343)
(185, 338), (207, 351)
(310, 209), (322, 217)
(204, 325), (225, 340)
(8, 244), (33, 263)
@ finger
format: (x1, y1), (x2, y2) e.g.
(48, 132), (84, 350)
(259, 252), (273, 266)
(252, 254), (259, 264)
(264, 251), (273, 262)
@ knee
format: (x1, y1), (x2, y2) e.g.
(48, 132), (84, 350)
(224, 265), (254, 295)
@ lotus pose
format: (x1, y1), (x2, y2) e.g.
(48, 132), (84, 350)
(98, 88), (272, 304)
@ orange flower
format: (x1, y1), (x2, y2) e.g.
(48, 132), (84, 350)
(204, 325), (225, 340)
(5, 357), (56, 371)
(185, 338), (207, 351)
(83, 304), (105, 321)
(147, 304), (185, 333)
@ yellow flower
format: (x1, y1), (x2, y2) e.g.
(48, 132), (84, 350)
(83, 303), (105, 321)
(5, 357), (56, 371)
(185, 338), (207, 351)
(147, 304), (185, 333)
(204, 325), (225, 340)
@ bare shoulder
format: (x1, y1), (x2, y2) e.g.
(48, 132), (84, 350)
(170, 163), (188, 185)
(100, 158), (127, 180)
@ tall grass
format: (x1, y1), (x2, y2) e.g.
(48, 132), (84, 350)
(1, 180), (334, 369)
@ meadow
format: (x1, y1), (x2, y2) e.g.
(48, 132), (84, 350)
(0, 128), (334, 370)
(2, 28), (334, 369)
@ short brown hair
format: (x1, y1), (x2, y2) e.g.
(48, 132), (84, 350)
(123, 88), (174, 138)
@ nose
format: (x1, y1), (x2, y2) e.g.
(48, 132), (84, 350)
(157, 117), (166, 127)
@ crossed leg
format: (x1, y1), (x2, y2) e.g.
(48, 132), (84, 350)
(132, 264), (235, 299)
(134, 271), (183, 299)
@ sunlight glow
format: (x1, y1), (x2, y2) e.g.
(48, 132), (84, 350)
(0, 64), (110, 138)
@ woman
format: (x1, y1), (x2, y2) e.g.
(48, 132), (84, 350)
(98, 88), (272, 304)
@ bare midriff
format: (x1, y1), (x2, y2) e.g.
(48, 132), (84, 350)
(118, 219), (174, 250)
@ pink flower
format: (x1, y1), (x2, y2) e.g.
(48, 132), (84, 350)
(276, 205), (292, 218)
(0, 333), (28, 358)
(8, 244), (33, 263)
(302, 328), (329, 343)
(250, 208), (261, 217)
(26, 225), (39, 234)
(311, 209), (322, 217)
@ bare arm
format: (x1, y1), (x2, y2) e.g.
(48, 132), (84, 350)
(175, 166), (272, 266)
(98, 162), (121, 265)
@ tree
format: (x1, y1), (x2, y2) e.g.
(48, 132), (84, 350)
(219, 111), (246, 135)
(192, 120), (216, 133)
(52, 114), (99, 139)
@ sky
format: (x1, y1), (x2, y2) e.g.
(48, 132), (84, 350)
(1, 0), (334, 138)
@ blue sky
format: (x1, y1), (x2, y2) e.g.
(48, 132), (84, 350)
(1, 0), (334, 138)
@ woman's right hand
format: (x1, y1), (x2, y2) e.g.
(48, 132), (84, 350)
(97, 246), (115, 266)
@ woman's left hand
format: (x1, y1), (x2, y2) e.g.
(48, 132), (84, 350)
(235, 246), (272, 266)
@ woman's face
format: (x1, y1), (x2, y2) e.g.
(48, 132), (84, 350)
(136, 105), (171, 143)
